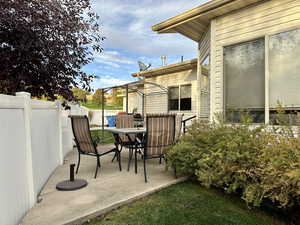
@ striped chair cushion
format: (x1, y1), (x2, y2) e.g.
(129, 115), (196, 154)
(116, 114), (135, 143)
(70, 115), (96, 154)
(146, 113), (175, 156)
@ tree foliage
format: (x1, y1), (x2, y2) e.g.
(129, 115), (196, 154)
(0, 0), (104, 99)
(72, 88), (89, 102)
(92, 89), (103, 105)
(111, 88), (123, 105)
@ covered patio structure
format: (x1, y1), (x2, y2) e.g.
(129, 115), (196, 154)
(99, 79), (168, 129)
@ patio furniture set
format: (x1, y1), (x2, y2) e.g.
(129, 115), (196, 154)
(69, 113), (184, 182)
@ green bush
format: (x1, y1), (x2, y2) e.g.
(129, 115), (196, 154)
(251, 134), (300, 208)
(166, 122), (212, 175)
(166, 116), (300, 209)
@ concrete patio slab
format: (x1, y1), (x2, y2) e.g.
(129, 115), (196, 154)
(21, 145), (186, 225)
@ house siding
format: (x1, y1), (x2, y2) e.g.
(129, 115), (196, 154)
(144, 67), (199, 120)
(198, 27), (211, 119)
(210, 0), (300, 120)
(199, 27), (211, 63)
(124, 92), (143, 114)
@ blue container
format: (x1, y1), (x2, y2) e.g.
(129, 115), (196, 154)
(106, 115), (116, 127)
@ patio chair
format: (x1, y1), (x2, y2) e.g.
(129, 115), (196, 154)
(115, 114), (137, 171)
(70, 115), (121, 179)
(156, 113), (183, 164)
(134, 113), (176, 182)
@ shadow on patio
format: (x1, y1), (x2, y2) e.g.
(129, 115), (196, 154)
(22, 145), (185, 225)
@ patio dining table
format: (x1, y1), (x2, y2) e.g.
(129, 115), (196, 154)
(90, 127), (146, 135)
(91, 127), (147, 169)
(105, 127), (146, 135)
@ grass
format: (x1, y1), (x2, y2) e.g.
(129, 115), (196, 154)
(84, 181), (288, 225)
(90, 130), (114, 144)
(82, 101), (123, 110)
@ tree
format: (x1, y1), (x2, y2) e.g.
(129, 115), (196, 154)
(92, 89), (103, 105)
(72, 88), (89, 102)
(111, 88), (123, 105)
(0, 0), (104, 99)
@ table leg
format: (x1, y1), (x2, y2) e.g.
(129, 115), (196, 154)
(127, 147), (133, 171)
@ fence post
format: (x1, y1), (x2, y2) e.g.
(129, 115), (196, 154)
(55, 100), (64, 164)
(16, 92), (36, 207)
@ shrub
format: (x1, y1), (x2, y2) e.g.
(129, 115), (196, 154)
(166, 121), (212, 175)
(252, 134), (300, 208)
(166, 115), (300, 209)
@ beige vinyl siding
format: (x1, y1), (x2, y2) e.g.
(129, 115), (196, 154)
(210, 0), (300, 120)
(198, 27), (211, 119)
(199, 27), (211, 63)
(124, 92), (143, 114)
(145, 67), (198, 119)
(200, 74), (210, 119)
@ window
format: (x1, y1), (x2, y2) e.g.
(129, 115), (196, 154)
(169, 87), (179, 110)
(269, 28), (300, 124)
(224, 27), (300, 124)
(169, 85), (192, 111)
(224, 39), (265, 123)
(269, 29), (300, 108)
(180, 85), (192, 110)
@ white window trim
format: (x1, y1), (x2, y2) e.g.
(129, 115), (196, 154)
(168, 84), (192, 112)
(223, 27), (300, 124)
(265, 35), (270, 124)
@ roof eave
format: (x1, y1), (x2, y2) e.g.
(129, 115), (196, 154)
(152, 0), (267, 42)
(152, 0), (234, 32)
(132, 59), (198, 78)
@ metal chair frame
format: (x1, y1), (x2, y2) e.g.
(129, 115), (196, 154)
(114, 114), (138, 171)
(70, 115), (122, 178)
(134, 114), (176, 182)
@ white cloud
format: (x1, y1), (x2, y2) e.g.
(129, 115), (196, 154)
(92, 0), (211, 57)
(85, 0), (211, 87)
(93, 75), (133, 89)
(97, 60), (120, 68)
(94, 50), (136, 65)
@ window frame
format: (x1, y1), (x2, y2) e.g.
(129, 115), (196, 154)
(223, 26), (300, 124)
(168, 84), (192, 112)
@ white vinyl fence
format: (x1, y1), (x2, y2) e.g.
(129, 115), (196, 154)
(68, 104), (121, 125)
(88, 109), (122, 126)
(0, 92), (77, 225)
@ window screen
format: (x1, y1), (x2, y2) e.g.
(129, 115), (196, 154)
(169, 87), (179, 110)
(269, 28), (300, 109)
(180, 85), (191, 110)
(224, 38), (265, 123)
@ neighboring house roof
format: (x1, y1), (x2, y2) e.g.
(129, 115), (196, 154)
(132, 59), (198, 78)
(152, 0), (266, 42)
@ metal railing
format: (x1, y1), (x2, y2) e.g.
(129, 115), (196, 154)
(182, 115), (197, 134)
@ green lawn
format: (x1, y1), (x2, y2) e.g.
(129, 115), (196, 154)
(84, 181), (288, 225)
(82, 101), (123, 110)
(90, 130), (114, 145)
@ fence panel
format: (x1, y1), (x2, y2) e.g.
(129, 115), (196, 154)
(0, 93), (76, 225)
(61, 110), (73, 157)
(31, 105), (61, 195)
(88, 109), (121, 126)
(0, 107), (31, 225)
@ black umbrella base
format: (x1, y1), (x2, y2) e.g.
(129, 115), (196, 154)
(56, 179), (88, 191)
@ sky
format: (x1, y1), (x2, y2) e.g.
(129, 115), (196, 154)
(83, 0), (210, 90)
